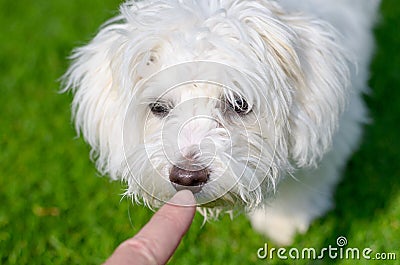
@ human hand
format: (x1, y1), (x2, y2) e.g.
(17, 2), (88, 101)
(103, 190), (196, 265)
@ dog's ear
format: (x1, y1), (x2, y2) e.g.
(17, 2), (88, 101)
(62, 17), (161, 175)
(243, 4), (350, 168)
(286, 17), (350, 167)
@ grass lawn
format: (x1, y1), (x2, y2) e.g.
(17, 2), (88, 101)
(1, 0), (399, 264)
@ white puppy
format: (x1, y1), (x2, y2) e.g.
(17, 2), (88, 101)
(63, 0), (380, 245)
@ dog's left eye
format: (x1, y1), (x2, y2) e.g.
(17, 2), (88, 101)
(149, 102), (169, 117)
(227, 97), (250, 115)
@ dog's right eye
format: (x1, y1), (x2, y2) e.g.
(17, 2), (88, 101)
(149, 102), (169, 117)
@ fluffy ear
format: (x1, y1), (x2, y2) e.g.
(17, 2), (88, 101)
(62, 20), (127, 177)
(62, 11), (161, 177)
(286, 17), (350, 167)
(242, 2), (350, 168)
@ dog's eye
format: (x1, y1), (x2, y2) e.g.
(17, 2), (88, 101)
(149, 102), (169, 117)
(227, 96), (250, 115)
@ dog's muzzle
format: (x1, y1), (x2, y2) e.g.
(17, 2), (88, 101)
(169, 164), (209, 193)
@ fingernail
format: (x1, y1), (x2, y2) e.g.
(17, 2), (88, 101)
(169, 190), (196, 206)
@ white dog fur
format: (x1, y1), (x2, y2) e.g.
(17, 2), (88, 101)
(63, 0), (380, 245)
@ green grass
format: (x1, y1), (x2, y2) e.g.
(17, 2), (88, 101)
(1, 0), (399, 264)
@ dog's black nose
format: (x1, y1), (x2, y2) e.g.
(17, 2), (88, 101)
(169, 165), (209, 193)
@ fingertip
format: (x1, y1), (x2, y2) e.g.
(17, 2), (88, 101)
(168, 189), (196, 206)
(133, 190), (196, 265)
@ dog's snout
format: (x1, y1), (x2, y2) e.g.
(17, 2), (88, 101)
(169, 165), (209, 193)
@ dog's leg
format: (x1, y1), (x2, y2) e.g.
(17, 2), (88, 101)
(249, 158), (340, 246)
(249, 94), (366, 246)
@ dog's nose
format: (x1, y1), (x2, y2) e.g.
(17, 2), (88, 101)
(169, 165), (209, 193)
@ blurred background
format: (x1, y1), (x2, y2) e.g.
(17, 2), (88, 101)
(0, 0), (399, 264)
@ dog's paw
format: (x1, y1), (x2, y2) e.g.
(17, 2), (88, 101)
(249, 208), (310, 246)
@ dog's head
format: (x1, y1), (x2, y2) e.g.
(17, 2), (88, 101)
(63, 0), (349, 214)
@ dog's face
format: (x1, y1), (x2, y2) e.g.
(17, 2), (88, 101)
(123, 61), (284, 210)
(64, 0), (349, 214)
